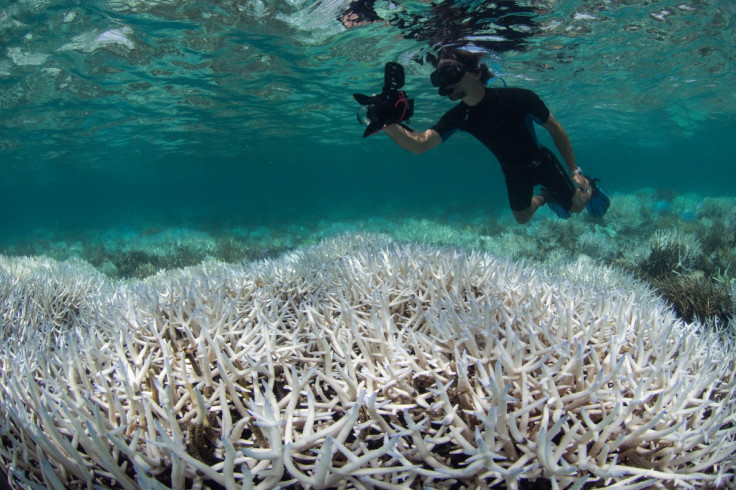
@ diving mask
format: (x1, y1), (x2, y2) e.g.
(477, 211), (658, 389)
(430, 62), (466, 95)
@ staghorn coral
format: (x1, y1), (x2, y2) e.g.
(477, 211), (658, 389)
(635, 228), (704, 279)
(391, 218), (483, 248)
(605, 193), (654, 236)
(697, 197), (735, 221)
(0, 255), (111, 344)
(1, 233), (735, 489)
(577, 229), (620, 261)
(655, 274), (734, 325)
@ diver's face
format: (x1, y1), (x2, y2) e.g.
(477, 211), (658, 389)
(431, 60), (471, 100)
(445, 79), (467, 101)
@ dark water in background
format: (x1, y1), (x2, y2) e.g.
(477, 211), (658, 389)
(1, 0), (735, 241)
(2, 124), (735, 236)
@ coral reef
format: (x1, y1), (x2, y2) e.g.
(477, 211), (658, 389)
(0, 256), (111, 342)
(604, 192), (653, 236)
(577, 230), (619, 261)
(215, 236), (290, 265)
(636, 229), (704, 279)
(655, 275), (734, 325)
(620, 228), (735, 326)
(1, 234), (735, 489)
(1, 191), (735, 325)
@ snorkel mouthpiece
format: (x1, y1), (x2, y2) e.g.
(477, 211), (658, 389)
(437, 86), (453, 97)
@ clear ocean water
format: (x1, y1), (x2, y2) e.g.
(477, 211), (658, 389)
(1, 0), (735, 315)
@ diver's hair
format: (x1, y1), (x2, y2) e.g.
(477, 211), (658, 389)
(436, 47), (494, 84)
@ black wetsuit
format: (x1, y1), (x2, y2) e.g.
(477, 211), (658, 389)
(430, 87), (576, 211)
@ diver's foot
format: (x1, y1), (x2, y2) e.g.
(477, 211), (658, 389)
(532, 194), (546, 210)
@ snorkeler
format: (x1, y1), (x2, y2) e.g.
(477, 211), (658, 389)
(357, 48), (610, 223)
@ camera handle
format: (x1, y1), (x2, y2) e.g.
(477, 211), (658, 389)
(383, 62), (405, 92)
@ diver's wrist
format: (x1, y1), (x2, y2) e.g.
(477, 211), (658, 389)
(570, 167), (582, 177)
(382, 123), (399, 134)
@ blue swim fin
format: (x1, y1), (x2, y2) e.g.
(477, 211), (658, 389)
(586, 177), (610, 218)
(541, 187), (571, 219)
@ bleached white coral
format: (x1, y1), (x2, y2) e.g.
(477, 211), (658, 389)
(391, 218), (481, 248)
(577, 229), (620, 261)
(0, 255), (111, 347)
(650, 228), (703, 273)
(123, 227), (218, 258)
(622, 228), (704, 278)
(483, 230), (539, 261)
(606, 193), (653, 236)
(1, 233), (735, 489)
(697, 197), (736, 221)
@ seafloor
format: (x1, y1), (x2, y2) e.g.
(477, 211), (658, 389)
(2, 188), (735, 329)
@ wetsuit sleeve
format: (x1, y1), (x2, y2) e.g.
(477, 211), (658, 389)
(430, 104), (467, 142)
(523, 89), (550, 124)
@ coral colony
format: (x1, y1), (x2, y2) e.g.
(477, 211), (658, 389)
(1, 233), (735, 489)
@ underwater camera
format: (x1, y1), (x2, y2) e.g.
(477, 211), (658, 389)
(354, 62), (414, 137)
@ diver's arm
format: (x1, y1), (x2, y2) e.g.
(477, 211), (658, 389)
(543, 112), (591, 211)
(383, 124), (442, 154)
(542, 113), (579, 174)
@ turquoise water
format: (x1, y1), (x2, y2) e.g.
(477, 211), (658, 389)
(1, 0), (735, 319)
(2, 0), (734, 231)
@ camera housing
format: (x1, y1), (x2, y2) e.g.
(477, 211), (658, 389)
(354, 62), (414, 137)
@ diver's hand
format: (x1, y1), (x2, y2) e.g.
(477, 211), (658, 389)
(383, 90), (413, 125)
(571, 173), (592, 213)
(354, 90), (414, 137)
(573, 173), (591, 193)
